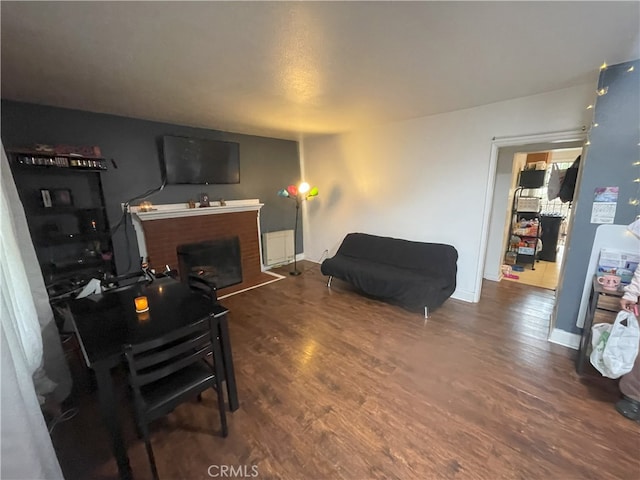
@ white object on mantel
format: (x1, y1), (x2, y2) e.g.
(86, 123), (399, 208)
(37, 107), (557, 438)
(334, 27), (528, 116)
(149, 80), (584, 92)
(129, 199), (264, 265)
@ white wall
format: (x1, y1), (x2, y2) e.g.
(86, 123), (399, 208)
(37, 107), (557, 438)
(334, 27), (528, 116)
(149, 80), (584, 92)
(301, 84), (594, 303)
(484, 150), (527, 281)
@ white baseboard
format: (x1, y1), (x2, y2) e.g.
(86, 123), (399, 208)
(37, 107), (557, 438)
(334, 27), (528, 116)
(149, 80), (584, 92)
(483, 273), (502, 282)
(451, 289), (475, 303)
(548, 328), (580, 350)
(262, 253), (305, 271)
(217, 270), (285, 299)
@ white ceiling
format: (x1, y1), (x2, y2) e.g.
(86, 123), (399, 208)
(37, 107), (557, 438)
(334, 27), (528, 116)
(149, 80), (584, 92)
(1, 2), (638, 141)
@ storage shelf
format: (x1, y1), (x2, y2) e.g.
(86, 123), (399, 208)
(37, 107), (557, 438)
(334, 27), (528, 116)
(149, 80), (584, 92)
(9, 150), (108, 171)
(8, 146), (115, 301)
(30, 206), (106, 216)
(506, 186), (541, 271)
(35, 231), (111, 246)
(44, 257), (107, 273)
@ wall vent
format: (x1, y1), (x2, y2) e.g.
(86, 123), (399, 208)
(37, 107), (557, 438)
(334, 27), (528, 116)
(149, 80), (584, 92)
(263, 230), (294, 267)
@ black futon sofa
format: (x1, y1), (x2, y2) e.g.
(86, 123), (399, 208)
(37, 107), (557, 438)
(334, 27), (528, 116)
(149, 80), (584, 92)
(321, 233), (458, 315)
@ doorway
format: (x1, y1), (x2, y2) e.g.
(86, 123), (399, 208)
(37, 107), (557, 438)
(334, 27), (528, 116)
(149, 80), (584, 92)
(502, 147), (582, 291)
(479, 130), (586, 340)
(483, 139), (584, 285)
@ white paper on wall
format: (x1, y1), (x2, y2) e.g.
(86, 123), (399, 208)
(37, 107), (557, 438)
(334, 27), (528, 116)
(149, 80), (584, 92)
(591, 187), (619, 224)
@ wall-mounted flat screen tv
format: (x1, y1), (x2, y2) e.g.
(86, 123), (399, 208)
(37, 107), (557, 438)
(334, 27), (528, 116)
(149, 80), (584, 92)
(161, 135), (240, 185)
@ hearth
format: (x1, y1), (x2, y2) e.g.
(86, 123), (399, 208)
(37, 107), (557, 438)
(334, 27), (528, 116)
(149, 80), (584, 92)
(177, 237), (243, 290)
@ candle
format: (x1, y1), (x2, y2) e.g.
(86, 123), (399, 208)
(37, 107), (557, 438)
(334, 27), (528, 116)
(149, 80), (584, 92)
(134, 296), (149, 313)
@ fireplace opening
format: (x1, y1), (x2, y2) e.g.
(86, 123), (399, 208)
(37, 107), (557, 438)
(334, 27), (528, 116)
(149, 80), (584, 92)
(177, 236), (243, 290)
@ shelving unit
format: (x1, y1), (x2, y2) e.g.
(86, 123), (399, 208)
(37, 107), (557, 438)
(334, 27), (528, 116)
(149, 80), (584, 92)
(8, 149), (115, 300)
(506, 186), (542, 271)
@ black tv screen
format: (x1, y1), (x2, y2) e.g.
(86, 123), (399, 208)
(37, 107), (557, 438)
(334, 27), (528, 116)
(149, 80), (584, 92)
(161, 135), (240, 184)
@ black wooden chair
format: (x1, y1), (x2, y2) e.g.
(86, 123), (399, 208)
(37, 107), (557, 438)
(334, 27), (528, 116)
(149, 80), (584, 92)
(124, 316), (228, 479)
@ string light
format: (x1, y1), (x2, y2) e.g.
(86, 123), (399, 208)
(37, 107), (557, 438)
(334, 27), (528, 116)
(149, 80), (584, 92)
(635, 150), (640, 211)
(588, 60), (639, 212)
(633, 55), (640, 214)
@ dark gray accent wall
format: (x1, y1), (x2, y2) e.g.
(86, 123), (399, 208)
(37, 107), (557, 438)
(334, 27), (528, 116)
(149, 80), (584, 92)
(554, 59), (640, 334)
(1, 101), (301, 273)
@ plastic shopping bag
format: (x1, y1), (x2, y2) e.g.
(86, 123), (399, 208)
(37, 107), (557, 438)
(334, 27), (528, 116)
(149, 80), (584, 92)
(590, 323), (612, 375)
(590, 310), (640, 379)
(547, 163), (565, 201)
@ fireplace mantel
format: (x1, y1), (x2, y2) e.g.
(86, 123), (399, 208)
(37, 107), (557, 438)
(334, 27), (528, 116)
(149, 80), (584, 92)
(130, 199), (264, 264)
(130, 199), (263, 221)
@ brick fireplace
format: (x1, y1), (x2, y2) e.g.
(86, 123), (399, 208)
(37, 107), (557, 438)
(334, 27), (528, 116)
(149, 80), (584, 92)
(131, 199), (273, 296)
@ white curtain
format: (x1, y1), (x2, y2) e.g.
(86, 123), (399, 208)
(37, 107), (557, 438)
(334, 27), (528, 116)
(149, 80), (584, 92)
(1, 144), (64, 479)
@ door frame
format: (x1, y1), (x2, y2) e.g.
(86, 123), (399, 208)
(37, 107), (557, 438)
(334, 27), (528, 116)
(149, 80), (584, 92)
(476, 129), (586, 311)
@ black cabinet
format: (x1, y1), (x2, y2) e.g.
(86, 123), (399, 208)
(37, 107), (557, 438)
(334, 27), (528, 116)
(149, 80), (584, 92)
(8, 150), (115, 300)
(539, 215), (563, 262)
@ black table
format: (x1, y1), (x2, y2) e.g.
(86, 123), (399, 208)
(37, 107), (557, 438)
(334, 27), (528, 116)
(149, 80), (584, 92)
(69, 276), (238, 479)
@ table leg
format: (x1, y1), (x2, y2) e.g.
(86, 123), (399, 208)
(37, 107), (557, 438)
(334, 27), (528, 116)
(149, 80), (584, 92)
(216, 314), (239, 411)
(94, 364), (132, 480)
(576, 285), (599, 374)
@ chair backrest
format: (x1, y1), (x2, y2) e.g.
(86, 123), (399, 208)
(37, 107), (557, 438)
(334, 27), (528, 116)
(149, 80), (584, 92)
(124, 318), (213, 388)
(187, 274), (218, 303)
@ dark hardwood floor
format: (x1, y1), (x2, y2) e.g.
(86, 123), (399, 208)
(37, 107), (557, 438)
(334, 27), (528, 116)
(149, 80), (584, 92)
(53, 261), (640, 479)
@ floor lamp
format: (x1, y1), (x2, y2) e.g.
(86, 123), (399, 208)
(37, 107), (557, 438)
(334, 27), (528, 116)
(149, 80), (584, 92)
(278, 182), (318, 275)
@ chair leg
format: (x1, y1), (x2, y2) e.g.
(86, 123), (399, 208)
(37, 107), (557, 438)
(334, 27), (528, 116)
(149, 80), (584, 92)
(327, 276), (333, 288)
(140, 423), (159, 480)
(213, 382), (228, 437)
(210, 339), (228, 437)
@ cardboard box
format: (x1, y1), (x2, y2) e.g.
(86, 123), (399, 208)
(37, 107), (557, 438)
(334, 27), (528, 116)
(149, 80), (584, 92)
(517, 197), (540, 212)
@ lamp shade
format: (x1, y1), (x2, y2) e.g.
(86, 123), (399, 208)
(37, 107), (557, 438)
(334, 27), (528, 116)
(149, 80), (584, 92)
(278, 183), (318, 201)
(298, 182), (310, 194)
